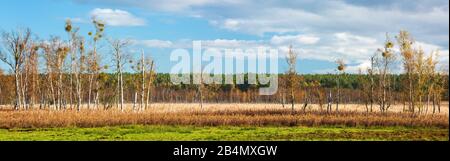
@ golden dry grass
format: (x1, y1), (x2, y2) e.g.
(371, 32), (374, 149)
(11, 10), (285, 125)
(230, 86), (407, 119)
(1, 102), (448, 114)
(138, 102), (450, 115)
(0, 103), (448, 129)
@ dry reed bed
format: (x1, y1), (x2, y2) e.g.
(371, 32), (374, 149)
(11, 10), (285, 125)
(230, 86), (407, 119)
(124, 103), (450, 114)
(0, 108), (448, 129)
(2, 102), (447, 114)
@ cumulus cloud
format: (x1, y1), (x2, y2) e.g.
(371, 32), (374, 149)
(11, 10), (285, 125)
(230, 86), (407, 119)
(66, 17), (86, 23)
(201, 39), (263, 48)
(222, 19), (240, 30)
(73, 0), (448, 47)
(271, 35), (320, 45)
(131, 32), (379, 62)
(90, 8), (146, 26)
(413, 41), (450, 69)
(132, 39), (173, 48)
(273, 32), (381, 65)
(75, 0), (448, 73)
(130, 32), (448, 73)
(75, 0), (243, 13)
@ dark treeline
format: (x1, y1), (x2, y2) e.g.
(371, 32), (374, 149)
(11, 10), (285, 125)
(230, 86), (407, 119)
(1, 73), (448, 105)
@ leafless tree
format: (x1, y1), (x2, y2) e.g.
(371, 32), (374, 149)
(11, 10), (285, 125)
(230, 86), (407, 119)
(23, 41), (39, 110)
(41, 37), (67, 110)
(432, 66), (447, 114)
(326, 89), (332, 113)
(285, 45), (298, 113)
(131, 49), (153, 112)
(45, 37), (70, 110)
(415, 48), (428, 114)
(368, 55), (375, 112)
(424, 51), (439, 114)
(61, 20), (86, 111)
(140, 50), (145, 111)
(145, 57), (155, 109)
(0, 68), (3, 105)
(65, 19), (81, 110)
(198, 72), (205, 109)
(335, 59), (346, 112)
(75, 38), (86, 111)
(0, 28), (32, 110)
(108, 38), (129, 112)
(301, 80), (310, 113)
(397, 30), (416, 113)
(85, 19), (105, 110)
(376, 33), (396, 113)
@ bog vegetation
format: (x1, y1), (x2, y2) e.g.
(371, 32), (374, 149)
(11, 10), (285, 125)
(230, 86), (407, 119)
(0, 105), (448, 129)
(0, 19), (448, 134)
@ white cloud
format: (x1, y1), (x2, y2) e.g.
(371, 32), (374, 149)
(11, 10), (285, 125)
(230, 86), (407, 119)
(345, 60), (372, 73)
(133, 39), (265, 49)
(222, 19), (240, 30)
(129, 32), (448, 74)
(132, 39), (173, 48)
(75, 0), (448, 48)
(196, 1), (448, 45)
(271, 35), (320, 45)
(298, 35), (321, 45)
(414, 41), (443, 54)
(331, 32), (379, 61)
(76, 0), (244, 13)
(315, 61), (372, 74)
(131, 32), (379, 64)
(90, 8), (146, 26)
(202, 39), (262, 48)
(66, 17), (86, 23)
(274, 33), (380, 65)
(413, 41), (449, 69)
(334, 32), (377, 45)
(134, 0), (239, 12)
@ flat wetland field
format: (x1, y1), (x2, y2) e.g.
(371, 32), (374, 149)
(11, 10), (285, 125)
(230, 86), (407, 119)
(0, 103), (448, 141)
(1, 125), (448, 141)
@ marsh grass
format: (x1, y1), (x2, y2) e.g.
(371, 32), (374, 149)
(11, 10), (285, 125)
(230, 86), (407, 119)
(0, 125), (447, 141)
(0, 104), (448, 129)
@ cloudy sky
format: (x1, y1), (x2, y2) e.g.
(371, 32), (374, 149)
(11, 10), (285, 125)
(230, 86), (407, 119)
(0, 0), (448, 73)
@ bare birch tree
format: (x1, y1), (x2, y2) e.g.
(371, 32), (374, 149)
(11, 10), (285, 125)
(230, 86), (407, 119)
(65, 19), (86, 111)
(75, 38), (86, 111)
(131, 50), (151, 112)
(358, 55), (376, 113)
(0, 28), (32, 110)
(41, 37), (65, 110)
(424, 51), (438, 114)
(87, 19), (105, 110)
(0, 69), (3, 105)
(335, 59), (345, 112)
(145, 57), (155, 109)
(285, 45), (298, 113)
(376, 33), (395, 113)
(198, 71), (205, 109)
(415, 48), (427, 114)
(65, 19), (78, 110)
(22, 41), (39, 110)
(140, 50), (145, 111)
(396, 30), (416, 113)
(432, 66), (447, 114)
(109, 38), (129, 112)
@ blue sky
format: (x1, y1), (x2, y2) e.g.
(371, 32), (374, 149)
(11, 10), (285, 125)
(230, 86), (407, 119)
(0, 0), (448, 74)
